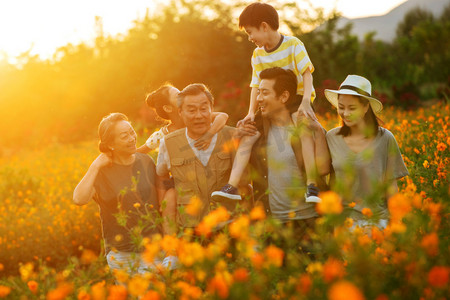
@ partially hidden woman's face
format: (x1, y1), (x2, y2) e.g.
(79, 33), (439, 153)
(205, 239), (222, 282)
(110, 120), (137, 155)
(168, 86), (180, 108)
(337, 94), (369, 127)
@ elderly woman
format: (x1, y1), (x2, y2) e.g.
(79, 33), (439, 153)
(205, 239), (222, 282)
(325, 75), (409, 229)
(73, 113), (173, 274)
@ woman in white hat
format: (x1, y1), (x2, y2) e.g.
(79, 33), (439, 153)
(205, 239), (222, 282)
(325, 75), (409, 229)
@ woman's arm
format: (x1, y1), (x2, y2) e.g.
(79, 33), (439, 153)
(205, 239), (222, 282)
(73, 153), (111, 205)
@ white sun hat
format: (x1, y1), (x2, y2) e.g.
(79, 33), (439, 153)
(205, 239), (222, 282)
(324, 75), (383, 113)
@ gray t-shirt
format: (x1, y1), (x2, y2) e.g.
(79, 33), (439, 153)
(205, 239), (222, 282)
(267, 125), (317, 222)
(326, 127), (409, 220)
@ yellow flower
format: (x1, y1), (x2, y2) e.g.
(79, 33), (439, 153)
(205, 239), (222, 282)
(423, 160), (429, 168)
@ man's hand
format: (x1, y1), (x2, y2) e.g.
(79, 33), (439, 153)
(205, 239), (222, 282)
(237, 112), (255, 128)
(235, 119), (258, 139)
(194, 131), (214, 150)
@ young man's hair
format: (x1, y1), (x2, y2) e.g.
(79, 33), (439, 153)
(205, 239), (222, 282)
(239, 2), (279, 30)
(177, 83), (214, 108)
(337, 96), (381, 137)
(145, 83), (174, 120)
(260, 67), (297, 111)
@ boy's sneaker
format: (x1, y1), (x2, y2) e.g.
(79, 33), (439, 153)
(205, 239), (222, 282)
(211, 184), (242, 202)
(305, 183), (321, 203)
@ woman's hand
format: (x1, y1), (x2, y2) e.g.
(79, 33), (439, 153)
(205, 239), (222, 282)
(91, 153), (113, 170)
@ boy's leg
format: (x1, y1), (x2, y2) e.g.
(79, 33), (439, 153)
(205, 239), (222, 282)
(212, 133), (260, 201)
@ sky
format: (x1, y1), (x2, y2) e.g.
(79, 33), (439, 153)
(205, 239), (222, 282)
(0, 0), (407, 61)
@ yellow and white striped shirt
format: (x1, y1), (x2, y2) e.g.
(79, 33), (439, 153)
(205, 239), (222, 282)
(250, 35), (315, 99)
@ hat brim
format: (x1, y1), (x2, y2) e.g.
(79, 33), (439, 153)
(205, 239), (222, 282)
(324, 89), (383, 114)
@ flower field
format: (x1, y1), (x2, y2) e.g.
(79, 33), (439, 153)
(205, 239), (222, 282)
(0, 103), (448, 299)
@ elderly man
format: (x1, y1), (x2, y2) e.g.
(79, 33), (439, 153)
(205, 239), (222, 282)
(157, 83), (246, 229)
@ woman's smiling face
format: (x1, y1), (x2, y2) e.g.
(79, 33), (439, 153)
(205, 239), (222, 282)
(337, 94), (370, 128)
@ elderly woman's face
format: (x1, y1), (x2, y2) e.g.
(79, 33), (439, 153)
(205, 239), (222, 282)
(111, 120), (137, 155)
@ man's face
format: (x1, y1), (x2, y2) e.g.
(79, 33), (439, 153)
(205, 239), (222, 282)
(244, 25), (268, 48)
(179, 92), (212, 139)
(256, 78), (285, 118)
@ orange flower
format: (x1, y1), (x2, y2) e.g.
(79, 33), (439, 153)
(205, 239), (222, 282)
(428, 266), (449, 288)
(361, 208), (373, 218)
(77, 290), (91, 300)
(316, 191), (343, 214)
(107, 285), (127, 300)
(233, 268), (249, 282)
(323, 258), (345, 283)
(160, 235), (179, 256)
(185, 196), (203, 216)
(80, 249), (97, 265)
(423, 160), (429, 168)
(250, 205), (266, 221)
(371, 227), (384, 244)
(421, 232), (439, 256)
(27, 280), (38, 294)
(436, 142), (447, 151)
(0, 286), (11, 298)
(348, 202), (356, 208)
(128, 275), (149, 297)
(264, 245), (284, 267)
(141, 290), (160, 300)
(328, 280), (365, 300)
(91, 281), (106, 300)
(388, 193), (411, 221)
(46, 283), (74, 300)
(296, 274), (312, 294)
(229, 215), (250, 239)
(207, 274), (229, 299)
(251, 253), (264, 270)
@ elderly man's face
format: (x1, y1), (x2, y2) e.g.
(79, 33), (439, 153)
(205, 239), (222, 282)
(179, 92), (212, 139)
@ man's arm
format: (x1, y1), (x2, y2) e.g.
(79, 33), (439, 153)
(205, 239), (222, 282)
(194, 112), (229, 150)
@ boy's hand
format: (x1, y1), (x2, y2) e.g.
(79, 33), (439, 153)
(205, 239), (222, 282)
(194, 131), (213, 150)
(237, 112), (255, 127)
(298, 99), (317, 121)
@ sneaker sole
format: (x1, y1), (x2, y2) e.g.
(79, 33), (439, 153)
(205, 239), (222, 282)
(211, 191), (242, 201)
(305, 195), (321, 203)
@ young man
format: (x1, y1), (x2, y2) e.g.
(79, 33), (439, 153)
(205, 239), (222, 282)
(212, 2), (322, 203)
(248, 67), (330, 233)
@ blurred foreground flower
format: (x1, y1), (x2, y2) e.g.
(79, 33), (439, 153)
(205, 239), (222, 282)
(428, 266), (449, 288)
(0, 286), (11, 298)
(328, 280), (365, 300)
(317, 191), (343, 214)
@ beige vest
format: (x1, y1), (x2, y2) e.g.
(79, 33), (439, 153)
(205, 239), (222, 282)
(165, 126), (235, 227)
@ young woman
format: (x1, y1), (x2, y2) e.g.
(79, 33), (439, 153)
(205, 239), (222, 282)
(73, 113), (174, 274)
(137, 84), (229, 233)
(325, 75), (409, 229)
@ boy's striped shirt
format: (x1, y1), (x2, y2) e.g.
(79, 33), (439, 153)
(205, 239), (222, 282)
(250, 35), (315, 99)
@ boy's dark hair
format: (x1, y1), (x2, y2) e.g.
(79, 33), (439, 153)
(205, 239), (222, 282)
(177, 83), (214, 108)
(239, 2), (279, 30)
(260, 67), (297, 110)
(337, 96), (381, 137)
(145, 84), (173, 120)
